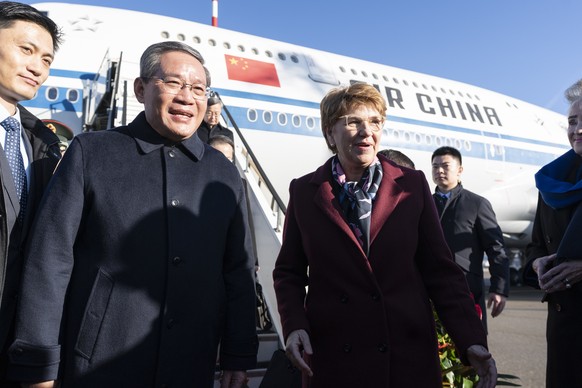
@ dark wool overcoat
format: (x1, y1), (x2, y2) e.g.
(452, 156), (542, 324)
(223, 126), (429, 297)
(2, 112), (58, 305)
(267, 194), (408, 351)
(524, 194), (582, 388)
(196, 121), (234, 144)
(273, 156), (487, 388)
(0, 105), (60, 352)
(8, 113), (258, 387)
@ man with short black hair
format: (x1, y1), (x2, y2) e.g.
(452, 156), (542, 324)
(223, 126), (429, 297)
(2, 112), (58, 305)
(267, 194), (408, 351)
(431, 146), (509, 332)
(377, 148), (415, 169)
(0, 2), (61, 384)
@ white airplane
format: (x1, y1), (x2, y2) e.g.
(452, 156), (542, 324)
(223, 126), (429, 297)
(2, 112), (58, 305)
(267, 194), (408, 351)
(28, 1), (570, 242)
(24, 2), (569, 379)
(28, 0), (572, 260)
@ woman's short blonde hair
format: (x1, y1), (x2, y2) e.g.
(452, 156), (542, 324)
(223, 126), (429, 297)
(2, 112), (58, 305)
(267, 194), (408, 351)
(320, 83), (387, 153)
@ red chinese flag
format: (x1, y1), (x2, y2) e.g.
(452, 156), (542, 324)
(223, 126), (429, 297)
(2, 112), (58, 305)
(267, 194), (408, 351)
(225, 54), (280, 87)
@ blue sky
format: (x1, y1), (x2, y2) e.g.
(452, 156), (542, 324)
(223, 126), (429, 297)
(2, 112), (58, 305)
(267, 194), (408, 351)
(29, 0), (581, 114)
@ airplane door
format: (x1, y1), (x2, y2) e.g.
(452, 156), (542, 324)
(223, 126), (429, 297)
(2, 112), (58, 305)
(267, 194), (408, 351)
(83, 50), (122, 130)
(304, 54), (339, 85)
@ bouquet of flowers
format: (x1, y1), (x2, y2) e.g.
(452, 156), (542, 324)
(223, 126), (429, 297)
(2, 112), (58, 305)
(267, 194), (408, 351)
(435, 306), (478, 387)
(435, 295), (520, 387)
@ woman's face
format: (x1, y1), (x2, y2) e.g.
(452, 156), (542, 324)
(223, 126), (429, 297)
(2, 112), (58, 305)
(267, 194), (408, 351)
(568, 98), (582, 156)
(326, 105), (384, 180)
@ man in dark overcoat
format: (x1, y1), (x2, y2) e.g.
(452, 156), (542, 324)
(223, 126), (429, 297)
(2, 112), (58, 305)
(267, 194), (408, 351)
(0, 3), (62, 384)
(197, 96), (234, 144)
(431, 146), (509, 331)
(7, 41), (258, 387)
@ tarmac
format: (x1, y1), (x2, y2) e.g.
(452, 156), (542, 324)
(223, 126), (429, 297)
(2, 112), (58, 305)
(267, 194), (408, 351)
(487, 284), (547, 388)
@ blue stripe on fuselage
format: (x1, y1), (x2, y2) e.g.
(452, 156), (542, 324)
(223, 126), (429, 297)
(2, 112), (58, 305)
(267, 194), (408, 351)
(17, 72), (569, 169)
(20, 70), (97, 113)
(213, 87), (567, 150)
(224, 105), (566, 167)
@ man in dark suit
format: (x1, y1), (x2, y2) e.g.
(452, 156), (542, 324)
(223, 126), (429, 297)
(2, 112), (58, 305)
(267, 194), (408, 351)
(0, 2), (61, 384)
(431, 146), (509, 331)
(197, 96), (234, 143)
(8, 41), (257, 388)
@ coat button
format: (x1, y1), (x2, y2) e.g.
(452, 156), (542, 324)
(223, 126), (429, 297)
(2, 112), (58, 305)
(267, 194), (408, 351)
(171, 199), (180, 207)
(555, 304), (562, 312)
(371, 293), (380, 301)
(545, 235), (552, 244)
(340, 294), (349, 303)
(377, 343), (388, 353)
(168, 150), (176, 158)
(343, 344), (352, 353)
(172, 256), (182, 266)
(167, 318), (175, 329)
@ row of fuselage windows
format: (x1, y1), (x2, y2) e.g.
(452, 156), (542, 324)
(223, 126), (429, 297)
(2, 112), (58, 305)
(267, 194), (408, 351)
(245, 108), (488, 155)
(163, 30), (520, 111)
(43, 87), (79, 103)
(39, 83), (497, 157)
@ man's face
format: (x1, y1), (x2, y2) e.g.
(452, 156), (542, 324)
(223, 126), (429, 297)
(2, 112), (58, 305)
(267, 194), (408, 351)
(204, 104), (221, 127)
(211, 142), (234, 162)
(0, 20), (54, 113)
(134, 51), (207, 142)
(431, 154), (463, 192)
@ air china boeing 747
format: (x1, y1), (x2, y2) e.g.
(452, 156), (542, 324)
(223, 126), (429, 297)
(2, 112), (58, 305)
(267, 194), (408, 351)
(27, 1), (569, 282)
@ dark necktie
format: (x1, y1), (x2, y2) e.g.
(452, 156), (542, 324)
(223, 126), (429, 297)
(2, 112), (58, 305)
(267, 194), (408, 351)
(436, 194), (448, 216)
(1, 117), (28, 221)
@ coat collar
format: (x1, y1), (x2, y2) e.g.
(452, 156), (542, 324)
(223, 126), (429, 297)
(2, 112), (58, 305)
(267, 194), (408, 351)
(434, 183), (463, 203)
(433, 184), (463, 219)
(310, 156), (405, 256)
(18, 104), (61, 152)
(128, 112), (205, 160)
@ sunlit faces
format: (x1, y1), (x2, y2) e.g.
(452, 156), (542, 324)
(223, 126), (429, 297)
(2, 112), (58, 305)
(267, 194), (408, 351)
(204, 104), (221, 127)
(134, 51), (207, 142)
(567, 98), (582, 156)
(326, 105), (383, 181)
(431, 154), (463, 193)
(0, 20), (54, 113)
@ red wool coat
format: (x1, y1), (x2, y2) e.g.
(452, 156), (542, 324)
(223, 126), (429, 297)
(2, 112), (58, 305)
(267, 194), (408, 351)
(273, 156), (487, 388)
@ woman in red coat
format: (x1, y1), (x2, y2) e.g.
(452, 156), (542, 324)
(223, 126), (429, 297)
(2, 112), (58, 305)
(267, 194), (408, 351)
(273, 83), (497, 388)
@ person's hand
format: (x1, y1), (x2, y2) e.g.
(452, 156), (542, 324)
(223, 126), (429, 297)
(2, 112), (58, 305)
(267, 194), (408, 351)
(487, 293), (506, 318)
(219, 370), (248, 388)
(467, 344), (497, 388)
(539, 260), (582, 293)
(21, 382), (55, 388)
(532, 254), (557, 287)
(285, 329), (313, 377)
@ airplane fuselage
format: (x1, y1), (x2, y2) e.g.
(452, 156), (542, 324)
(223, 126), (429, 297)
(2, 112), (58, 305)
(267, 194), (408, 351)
(27, 2), (571, 249)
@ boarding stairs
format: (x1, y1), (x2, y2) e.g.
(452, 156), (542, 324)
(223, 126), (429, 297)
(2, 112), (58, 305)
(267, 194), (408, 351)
(211, 95), (287, 387)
